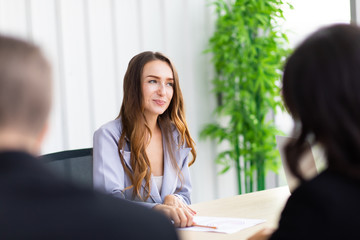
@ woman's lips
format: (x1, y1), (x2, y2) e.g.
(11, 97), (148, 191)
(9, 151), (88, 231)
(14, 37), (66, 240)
(153, 99), (166, 106)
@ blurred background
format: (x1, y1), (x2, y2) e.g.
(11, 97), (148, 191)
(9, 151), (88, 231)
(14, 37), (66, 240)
(0, 0), (351, 203)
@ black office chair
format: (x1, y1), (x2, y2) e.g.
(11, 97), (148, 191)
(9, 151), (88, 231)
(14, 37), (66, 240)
(40, 148), (93, 188)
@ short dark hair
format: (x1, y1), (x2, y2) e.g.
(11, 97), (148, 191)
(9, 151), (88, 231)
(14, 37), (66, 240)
(282, 24), (360, 180)
(0, 35), (51, 135)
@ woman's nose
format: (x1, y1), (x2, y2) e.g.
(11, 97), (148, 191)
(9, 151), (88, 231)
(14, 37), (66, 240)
(157, 83), (166, 95)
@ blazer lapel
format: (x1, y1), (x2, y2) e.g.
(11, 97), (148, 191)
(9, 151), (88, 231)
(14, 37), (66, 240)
(119, 148), (161, 203)
(146, 176), (162, 203)
(119, 149), (132, 173)
(160, 143), (178, 199)
(119, 125), (191, 204)
(160, 129), (191, 201)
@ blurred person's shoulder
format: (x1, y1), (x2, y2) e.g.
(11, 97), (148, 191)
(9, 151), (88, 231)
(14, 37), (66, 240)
(292, 169), (360, 205)
(0, 150), (178, 240)
(271, 169), (360, 240)
(78, 190), (179, 239)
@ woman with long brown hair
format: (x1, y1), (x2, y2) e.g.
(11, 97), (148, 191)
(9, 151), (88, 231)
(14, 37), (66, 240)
(93, 51), (197, 228)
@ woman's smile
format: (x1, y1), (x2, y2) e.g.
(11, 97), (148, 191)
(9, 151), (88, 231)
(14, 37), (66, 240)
(153, 99), (166, 106)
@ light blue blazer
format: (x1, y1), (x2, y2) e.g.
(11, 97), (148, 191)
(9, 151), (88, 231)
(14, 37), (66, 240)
(93, 119), (192, 208)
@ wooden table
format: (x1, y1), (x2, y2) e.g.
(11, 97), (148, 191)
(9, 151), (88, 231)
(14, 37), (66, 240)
(178, 186), (290, 240)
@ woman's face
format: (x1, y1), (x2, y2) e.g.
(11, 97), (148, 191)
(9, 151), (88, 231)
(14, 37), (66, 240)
(141, 60), (174, 120)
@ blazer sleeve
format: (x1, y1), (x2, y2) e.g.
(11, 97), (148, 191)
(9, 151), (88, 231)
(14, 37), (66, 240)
(93, 125), (159, 209)
(93, 126), (126, 199)
(173, 147), (192, 205)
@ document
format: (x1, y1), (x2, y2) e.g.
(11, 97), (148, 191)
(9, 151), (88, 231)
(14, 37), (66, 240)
(178, 216), (265, 234)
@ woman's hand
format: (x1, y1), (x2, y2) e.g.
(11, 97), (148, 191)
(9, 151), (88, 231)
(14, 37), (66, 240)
(247, 228), (275, 240)
(153, 204), (194, 228)
(163, 194), (197, 215)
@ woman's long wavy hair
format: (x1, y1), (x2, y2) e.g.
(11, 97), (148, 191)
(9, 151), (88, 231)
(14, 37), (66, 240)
(282, 24), (360, 181)
(117, 51), (196, 200)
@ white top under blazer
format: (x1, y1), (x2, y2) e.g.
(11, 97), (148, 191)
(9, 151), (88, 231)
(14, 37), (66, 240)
(92, 118), (192, 208)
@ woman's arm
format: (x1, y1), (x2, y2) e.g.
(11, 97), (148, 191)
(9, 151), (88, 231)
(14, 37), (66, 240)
(93, 126), (126, 197)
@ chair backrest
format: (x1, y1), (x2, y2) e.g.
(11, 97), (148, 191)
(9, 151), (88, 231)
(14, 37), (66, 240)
(40, 148), (93, 188)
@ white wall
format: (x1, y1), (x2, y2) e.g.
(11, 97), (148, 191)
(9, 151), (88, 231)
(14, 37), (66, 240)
(0, 0), (351, 203)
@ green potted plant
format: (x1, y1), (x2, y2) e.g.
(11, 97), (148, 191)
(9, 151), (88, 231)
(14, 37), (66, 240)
(201, 0), (292, 194)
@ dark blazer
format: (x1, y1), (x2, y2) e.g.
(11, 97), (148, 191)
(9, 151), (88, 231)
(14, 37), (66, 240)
(0, 151), (179, 240)
(270, 169), (360, 240)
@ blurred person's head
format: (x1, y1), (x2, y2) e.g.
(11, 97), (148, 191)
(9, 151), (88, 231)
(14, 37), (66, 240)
(282, 24), (360, 180)
(0, 35), (51, 154)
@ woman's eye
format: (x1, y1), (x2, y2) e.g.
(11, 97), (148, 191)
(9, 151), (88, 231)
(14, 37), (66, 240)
(149, 80), (157, 83)
(167, 82), (174, 87)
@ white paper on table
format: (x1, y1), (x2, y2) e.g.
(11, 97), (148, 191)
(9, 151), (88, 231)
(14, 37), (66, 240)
(178, 216), (266, 234)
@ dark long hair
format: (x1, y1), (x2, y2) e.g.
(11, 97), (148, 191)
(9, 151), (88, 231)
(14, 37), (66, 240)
(282, 24), (360, 180)
(117, 51), (196, 200)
